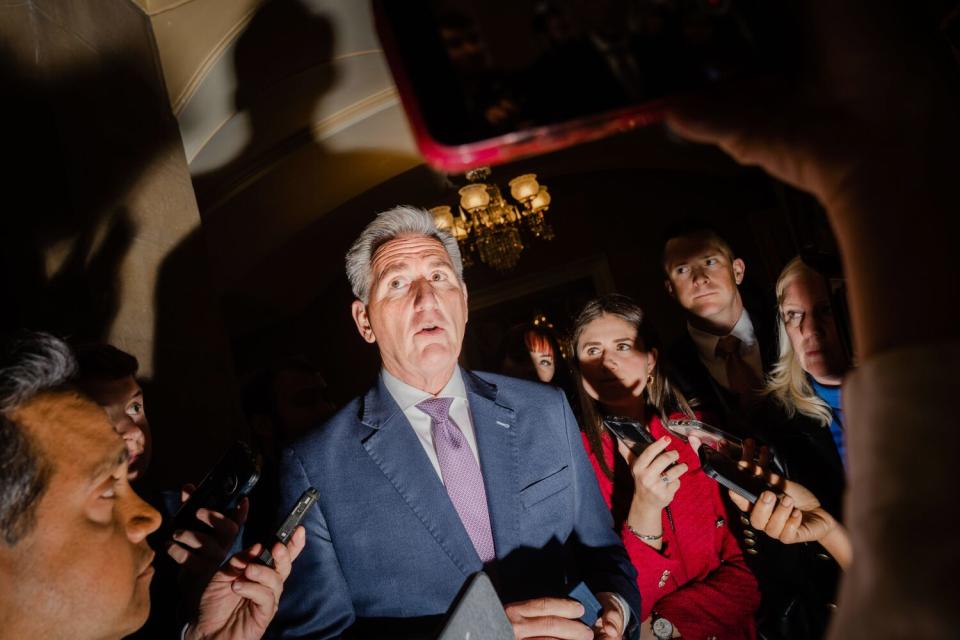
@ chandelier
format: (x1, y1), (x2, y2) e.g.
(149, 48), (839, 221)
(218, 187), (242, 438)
(430, 166), (554, 272)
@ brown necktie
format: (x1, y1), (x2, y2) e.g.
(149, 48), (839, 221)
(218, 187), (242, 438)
(715, 335), (763, 402)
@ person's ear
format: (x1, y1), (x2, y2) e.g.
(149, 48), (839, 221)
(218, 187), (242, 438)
(647, 347), (659, 375)
(351, 300), (377, 344)
(664, 278), (676, 299)
(732, 258), (746, 285)
(462, 282), (469, 323)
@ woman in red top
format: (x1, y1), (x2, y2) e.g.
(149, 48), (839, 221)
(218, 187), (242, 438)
(571, 294), (759, 639)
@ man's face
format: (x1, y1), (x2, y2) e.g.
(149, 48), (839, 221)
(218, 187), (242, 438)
(664, 235), (745, 321)
(781, 272), (848, 384)
(352, 235), (468, 390)
(2, 392), (161, 639)
(80, 376), (151, 481)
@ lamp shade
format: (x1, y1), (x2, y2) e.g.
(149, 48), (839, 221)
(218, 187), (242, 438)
(459, 184), (490, 211)
(509, 174), (540, 202)
(429, 206), (455, 231)
(451, 216), (469, 240)
(530, 186), (551, 210)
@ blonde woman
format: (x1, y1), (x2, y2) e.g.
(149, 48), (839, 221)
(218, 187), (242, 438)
(764, 256), (850, 520)
(720, 257), (852, 638)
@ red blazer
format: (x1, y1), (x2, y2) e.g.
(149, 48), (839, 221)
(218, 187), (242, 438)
(582, 414), (759, 639)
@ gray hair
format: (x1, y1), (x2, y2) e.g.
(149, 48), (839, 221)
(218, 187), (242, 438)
(0, 332), (77, 413)
(0, 332), (77, 545)
(345, 205), (464, 303)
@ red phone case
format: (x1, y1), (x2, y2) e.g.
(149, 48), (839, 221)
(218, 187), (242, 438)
(373, 1), (672, 173)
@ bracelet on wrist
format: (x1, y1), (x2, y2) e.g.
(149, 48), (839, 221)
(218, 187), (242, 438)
(627, 524), (663, 541)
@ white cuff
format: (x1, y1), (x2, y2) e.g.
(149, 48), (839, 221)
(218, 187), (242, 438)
(610, 593), (632, 636)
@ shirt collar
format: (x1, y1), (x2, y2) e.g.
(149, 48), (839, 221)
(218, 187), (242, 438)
(381, 366), (467, 411)
(687, 308), (757, 360)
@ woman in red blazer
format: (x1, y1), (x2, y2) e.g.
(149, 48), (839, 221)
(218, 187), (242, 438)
(571, 294), (759, 639)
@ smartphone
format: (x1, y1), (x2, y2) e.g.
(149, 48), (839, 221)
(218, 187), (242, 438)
(602, 415), (655, 455)
(665, 418), (743, 459)
(255, 488), (319, 568)
(698, 445), (777, 504)
(171, 440), (261, 535)
(374, 0), (794, 171)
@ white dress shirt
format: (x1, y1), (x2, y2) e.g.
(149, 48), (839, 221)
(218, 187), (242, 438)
(381, 367), (480, 482)
(687, 309), (764, 390)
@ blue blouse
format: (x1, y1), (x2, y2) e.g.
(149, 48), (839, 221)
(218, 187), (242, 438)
(810, 377), (846, 471)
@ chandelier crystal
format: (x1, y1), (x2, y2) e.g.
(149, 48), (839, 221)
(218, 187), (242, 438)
(430, 167), (554, 272)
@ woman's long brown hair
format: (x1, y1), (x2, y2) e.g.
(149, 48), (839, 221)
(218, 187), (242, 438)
(571, 294), (695, 478)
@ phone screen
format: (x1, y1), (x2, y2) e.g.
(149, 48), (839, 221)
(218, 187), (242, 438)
(376, 0), (789, 159)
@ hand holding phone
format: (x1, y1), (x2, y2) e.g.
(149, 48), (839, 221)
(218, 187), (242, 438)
(374, 0), (793, 171)
(726, 469), (848, 566)
(171, 440), (261, 535)
(618, 433), (688, 514)
(602, 416), (656, 455)
(255, 488), (319, 568)
(698, 445), (778, 504)
(167, 483), (248, 575)
(186, 526), (307, 640)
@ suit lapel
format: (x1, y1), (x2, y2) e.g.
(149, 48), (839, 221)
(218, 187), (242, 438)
(358, 376), (480, 574)
(463, 369), (520, 560)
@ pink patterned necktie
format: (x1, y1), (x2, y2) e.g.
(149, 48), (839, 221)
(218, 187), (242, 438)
(416, 397), (496, 562)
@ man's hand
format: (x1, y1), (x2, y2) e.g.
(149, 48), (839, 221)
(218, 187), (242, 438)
(593, 592), (625, 639)
(728, 464), (852, 569)
(184, 526), (306, 640)
(167, 484), (248, 577)
(728, 464), (835, 546)
(504, 597), (594, 640)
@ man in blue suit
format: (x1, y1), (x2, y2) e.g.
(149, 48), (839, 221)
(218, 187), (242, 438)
(271, 206), (639, 639)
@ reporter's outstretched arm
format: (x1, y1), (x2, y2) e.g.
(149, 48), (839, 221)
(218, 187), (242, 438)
(728, 475), (850, 570)
(184, 526), (306, 640)
(818, 523), (852, 572)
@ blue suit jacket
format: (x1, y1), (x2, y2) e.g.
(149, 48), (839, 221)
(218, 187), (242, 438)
(270, 368), (639, 638)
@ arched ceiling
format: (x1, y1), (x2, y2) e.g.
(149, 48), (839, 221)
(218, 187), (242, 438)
(134, 0), (421, 286)
(132, 0), (756, 314)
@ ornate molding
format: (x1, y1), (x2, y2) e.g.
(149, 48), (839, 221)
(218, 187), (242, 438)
(198, 86), (400, 215)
